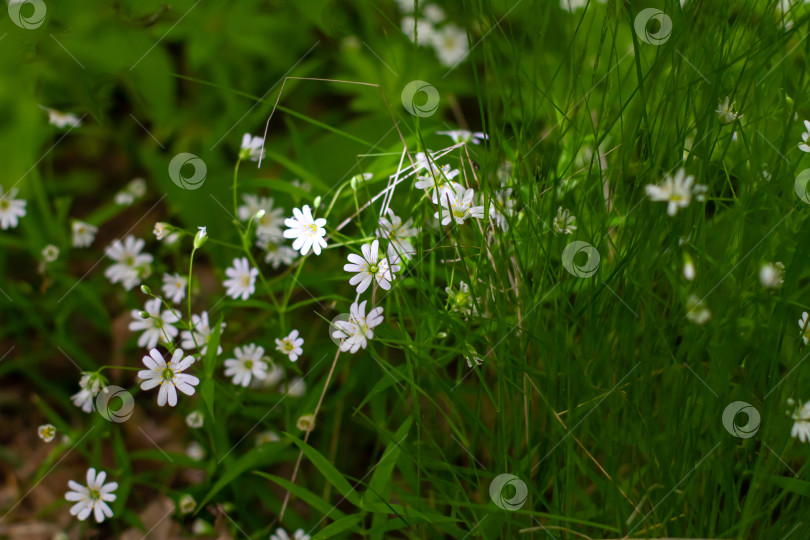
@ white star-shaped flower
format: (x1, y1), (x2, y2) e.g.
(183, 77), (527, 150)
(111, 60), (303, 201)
(275, 329), (304, 362)
(645, 168), (707, 217)
(239, 133), (265, 162)
(161, 273), (187, 304)
(435, 185), (485, 225)
(104, 236), (153, 290)
(223, 257), (259, 300)
(436, 129), (488, 145)
(71, 221), (97, 248)
(789, 399), (810, 443)
(224, 343), (268, 387)
(138, 348), (200, 407)
(181, 311), (225, 356)
(0, 186), (27, 230)
(344, 239), (398, 294)
(283, 205), (327, 256)
(65, 468), (117, 523)
(331, 300), (384, 354)
(129, 297), (179, 349)
(799, 120), (810, 153)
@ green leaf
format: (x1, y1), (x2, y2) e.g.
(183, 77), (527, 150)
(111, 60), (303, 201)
(364, 417), (412, 507)
(200, 314), (224, 420)
(253, 471), (347, 519)
(285, 432), (362, 508)
(198, 443), (286, 509)
(311, 513), (366, 540)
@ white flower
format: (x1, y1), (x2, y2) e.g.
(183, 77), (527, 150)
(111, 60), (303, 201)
(238, 194), (285, 239)
(344, 239), (398, 294)
(435, 185), (485, 225)
(38, 424), (56, 443)
(162, 273), (188, 304)
(759, 262), (784, 288)
(432, 24), (469, 67)
(239, 133), (265, 162)
(185, 411), (204, 428)
(138, 348), (200, 407)
(552, 207), (577, 234)
(790, 400), (810, 443)
(223, 257), (259, 300)
(331, 300), (384, 354)
(186, 441), (206, 461)
(560, 0), (605, 12)
(42, 244), (60, 263)
(281, 376), (307, 397)
(283, 205), (327, 256)
(71, 373), (104, 413)
(224, 343), (268, 387)
(0, 186), (27, 230)
(423, 4), (445, 23)
(683, 261), (696, 281)
(645, 168), (707, 217)
(129, 297), (179, 349)
(104, 236), (153, 290)
(436, 130), (487, 145)
(256, 431), (281, 445)
(181, 311), (225, 356)
(72, 221), (97, 248)
(114, 178), (147, 206)
(685, 295), (711, 325)
(401, 16), (435, 45)
(257, 237), (298, 269)
(395, 0), (415, 12)
(65, 468), (117, 523)
(253, 361), (285, 389)
(415, 164), (462, 204)
(376, 209), (418, 261)
(716, 97), (743, 124)
(799, 120), (810, 153)
(114, 191), (134, 206)
(799, 311), (810, 344)
(128, 178), (147, 198)
(41, 106), (82, 129)
(275, 329), (304, 362)
(270, 528), (311, 540)
(488, 189), (515, 232)
(153, 222), (171, 240)
(446, 281), (475, 316)
(178, 494), (196, 515)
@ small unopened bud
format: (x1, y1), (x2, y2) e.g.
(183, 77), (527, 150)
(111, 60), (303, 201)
(193, 226), (208, 249)
(296, 413), (316, 432)
(141, 284), (152, 295)
(255, 209), (266, 220)
(313, 196), (322, 209)
(139, 311), (150, 319)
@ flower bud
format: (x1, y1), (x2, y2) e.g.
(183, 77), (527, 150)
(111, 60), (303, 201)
(141, 284), (152, 295)
(193, 226), (208, 249)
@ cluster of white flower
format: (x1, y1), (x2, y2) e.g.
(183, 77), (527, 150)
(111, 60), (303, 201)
(397, 2), (469, 67)
(645, 168), (707, 217)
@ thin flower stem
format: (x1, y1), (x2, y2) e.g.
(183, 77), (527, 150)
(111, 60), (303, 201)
(233, 158), (242, 219)
(187, 247), (196, 325)
(278, 346), (342, 521)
